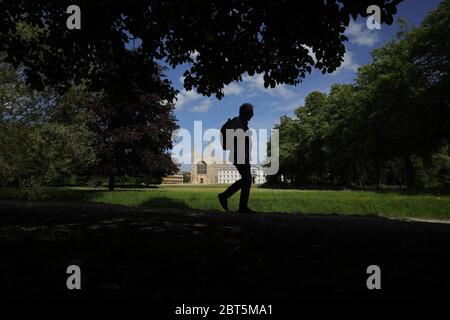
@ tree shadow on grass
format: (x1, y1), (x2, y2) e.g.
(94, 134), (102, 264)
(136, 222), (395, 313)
(1, 200), (450, 300)
(140, 197), (190, 209)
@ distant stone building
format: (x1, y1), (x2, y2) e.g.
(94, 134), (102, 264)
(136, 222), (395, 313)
(190, 160), (221, 184)
(190, 145), (221, 184)
(217, 164), (240, 184)
(162, 172), (184, 184)
(190, 145), (266, 185)
(218, 165), (266, 185)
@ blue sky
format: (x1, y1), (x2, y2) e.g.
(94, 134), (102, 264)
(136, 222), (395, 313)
(160, 0), (442, 169)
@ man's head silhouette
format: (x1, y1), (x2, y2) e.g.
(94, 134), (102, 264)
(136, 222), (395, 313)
(239, 103), (254, 122)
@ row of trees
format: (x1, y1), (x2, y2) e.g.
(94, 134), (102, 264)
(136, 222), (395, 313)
(271, 1), (450, 189)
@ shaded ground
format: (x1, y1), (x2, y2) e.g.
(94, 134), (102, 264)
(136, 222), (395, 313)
(0, 200), (449, 301)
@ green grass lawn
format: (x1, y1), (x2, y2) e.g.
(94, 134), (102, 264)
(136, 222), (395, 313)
(2, 184), (449, 220)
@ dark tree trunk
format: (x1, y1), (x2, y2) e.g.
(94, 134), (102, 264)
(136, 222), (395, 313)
(374, 160), (382, 189)
(108, 175), (116, 191)
(403, 155), (415, 190)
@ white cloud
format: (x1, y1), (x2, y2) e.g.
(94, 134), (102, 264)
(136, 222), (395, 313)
(243, 73), (264, 88)
(223, 82), (243, 96)
(176, 72), (297, 111)
(345, 21), (379, 47)
(190, 99), (212, 113)
(242, 73), (296, 99)
(178, 76), (242, 104)
(270, 85), (296, 99)
(175, 69), (296, 112)
(332, 51), (359, 74)
(175, 89), (202, 110)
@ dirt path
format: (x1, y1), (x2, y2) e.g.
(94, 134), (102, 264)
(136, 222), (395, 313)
(0, 201), (449, 300)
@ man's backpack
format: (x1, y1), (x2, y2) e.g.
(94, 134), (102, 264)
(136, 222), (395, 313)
(220, 118), (232, 150)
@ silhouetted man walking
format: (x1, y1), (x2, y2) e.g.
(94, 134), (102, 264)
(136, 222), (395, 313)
(218, 103), (256, 213)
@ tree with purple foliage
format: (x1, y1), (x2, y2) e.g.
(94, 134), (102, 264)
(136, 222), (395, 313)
(85, 52), (178, 191)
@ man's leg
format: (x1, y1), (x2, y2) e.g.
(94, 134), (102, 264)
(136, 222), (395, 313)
(236, 164), (252, 211)
(220, 176), (243, 199)
(219, 168), (245, 211)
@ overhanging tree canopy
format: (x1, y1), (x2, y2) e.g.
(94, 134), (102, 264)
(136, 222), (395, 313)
(0, 0), (401, 97)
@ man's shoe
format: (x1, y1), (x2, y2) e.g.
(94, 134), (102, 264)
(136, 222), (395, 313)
(238, 207), (256, 213)
(218, 193), (228, 211)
